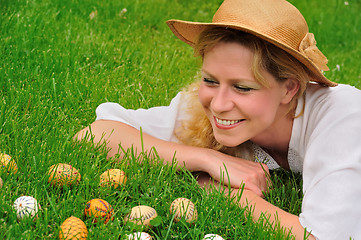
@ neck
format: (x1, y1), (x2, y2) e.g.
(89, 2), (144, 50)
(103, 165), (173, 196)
(251, 110), (294, 168)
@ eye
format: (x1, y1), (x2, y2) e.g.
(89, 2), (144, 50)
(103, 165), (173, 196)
(234, 85), (253, 92)
(202, 78), (218, 86)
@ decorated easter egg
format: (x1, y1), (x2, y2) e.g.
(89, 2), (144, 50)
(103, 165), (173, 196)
(59, 216), (88, 240)
(127, 232), (152, 240)
(170, 197), (198, 223)
(13, 196), (40, 220)
(99, 169), (127, 189)
(84, 198), (114, 224)
(124, 205), (158, 227)
(48, 163), (81, 187)
(202, 234), (225, 240)
(0, 153), (18, 175)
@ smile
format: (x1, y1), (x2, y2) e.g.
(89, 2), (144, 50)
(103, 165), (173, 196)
(214, 117), (244, 126)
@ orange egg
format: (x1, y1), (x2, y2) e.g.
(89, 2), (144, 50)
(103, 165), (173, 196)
(84, 198), (114, 224)
(48, 163), (81, 187)
(59, 216), (88, 240)
(99, 169), (127, 189)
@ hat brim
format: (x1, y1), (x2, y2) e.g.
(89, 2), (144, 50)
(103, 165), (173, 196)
(167, 19), (337, 87)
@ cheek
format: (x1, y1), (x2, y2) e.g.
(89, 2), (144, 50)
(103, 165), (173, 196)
(198, 84), (211, 107)
(246, 95), (281, 122)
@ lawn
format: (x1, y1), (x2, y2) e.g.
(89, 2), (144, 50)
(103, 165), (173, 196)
(0, 0), (360, 239)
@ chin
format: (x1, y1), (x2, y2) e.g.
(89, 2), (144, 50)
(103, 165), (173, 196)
(214, 135), (243, 148)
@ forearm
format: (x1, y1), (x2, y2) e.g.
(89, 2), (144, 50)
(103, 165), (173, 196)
(74, 120), (208, 171)
(235, 189), (315, 240)
(75, 119), (269, 195)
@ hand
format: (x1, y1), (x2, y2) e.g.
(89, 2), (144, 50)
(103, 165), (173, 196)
(201, 149), (269, 197)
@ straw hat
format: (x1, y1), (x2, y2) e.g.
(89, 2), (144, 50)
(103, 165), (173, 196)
(167, 0), (337, 87)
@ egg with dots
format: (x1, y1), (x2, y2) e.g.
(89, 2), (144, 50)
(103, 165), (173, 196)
(99, 169), (127, 189)
(13, 196), (40, 220)
(124, 205), (158, 228)
(48, 163), (81, 187)
(59, 216), (88, 240)
(170, 197), (198, 223)
(84, 198), (114, 224)
(0, 153), (18, 175)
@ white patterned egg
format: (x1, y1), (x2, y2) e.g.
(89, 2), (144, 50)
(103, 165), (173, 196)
(13, 196), (40, 220)
(202, 234), (225, 240)
(127, 232), (152, 240)
(124, 205), (157, 227)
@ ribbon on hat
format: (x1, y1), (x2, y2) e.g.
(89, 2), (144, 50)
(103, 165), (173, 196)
(299, 33), (329, 71)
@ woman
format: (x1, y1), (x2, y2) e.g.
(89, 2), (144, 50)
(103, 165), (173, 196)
(75, 0), (361, 239)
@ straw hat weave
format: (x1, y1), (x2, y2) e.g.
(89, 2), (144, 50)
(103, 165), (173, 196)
(167, 0), (337, 86)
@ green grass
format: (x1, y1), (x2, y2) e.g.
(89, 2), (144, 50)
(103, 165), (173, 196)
(0, 0), (360, 239)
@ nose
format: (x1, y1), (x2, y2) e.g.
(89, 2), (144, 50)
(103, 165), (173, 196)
(210, 87), (234, 113)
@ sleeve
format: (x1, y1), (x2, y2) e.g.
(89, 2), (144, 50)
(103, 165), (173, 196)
(95, 92), (184, 142)
(298, 85), (361, 240)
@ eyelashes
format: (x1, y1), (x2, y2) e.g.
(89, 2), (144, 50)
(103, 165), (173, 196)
(202, 78), (254, 92)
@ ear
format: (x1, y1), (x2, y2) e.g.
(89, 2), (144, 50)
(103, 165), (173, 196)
(281, 78), (300, 104)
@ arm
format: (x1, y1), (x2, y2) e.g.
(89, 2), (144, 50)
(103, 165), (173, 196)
(196, 173), (314, 240)
(74, 119), (269, 196)
(233, 189), (315, 240)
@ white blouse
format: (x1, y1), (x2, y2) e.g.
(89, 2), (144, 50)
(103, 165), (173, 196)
(95, 83), (361, 240)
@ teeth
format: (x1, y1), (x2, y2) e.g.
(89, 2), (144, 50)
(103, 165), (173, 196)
(215, 118), (241, 126)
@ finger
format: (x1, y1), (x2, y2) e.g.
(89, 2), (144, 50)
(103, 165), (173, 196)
(244, 182), (264, 198)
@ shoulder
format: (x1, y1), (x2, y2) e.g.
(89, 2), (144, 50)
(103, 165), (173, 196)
(301, 83), (361, 117)
(305, 83), (361, 105)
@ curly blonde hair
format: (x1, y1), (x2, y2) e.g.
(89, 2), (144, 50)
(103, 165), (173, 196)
(175, 27), (313, 159)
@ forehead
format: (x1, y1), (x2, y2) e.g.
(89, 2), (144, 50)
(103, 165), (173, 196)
(202, 42), (255, 77)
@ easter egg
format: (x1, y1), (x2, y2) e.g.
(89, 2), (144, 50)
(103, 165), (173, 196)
(0, 177), (3, 188)
(0, 153), (18, 175)
(84, 198), (114, 224)
(202, 234), (225, 240)
(127, 232), (152, 240)
(99, 169), (127, 189)
(59, 216), (88, 240)
(48, 163), (81, 187)
(124, 205), (157, 228)
(170, 197), (198, 223)
(13, 196), (40, 220)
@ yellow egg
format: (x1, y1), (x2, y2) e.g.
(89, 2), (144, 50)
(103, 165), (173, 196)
(59, 216), (88, 240)
(99, 169), (127, 189)
(48, 163), (81, 187)
(84, 198), (114, 224)
(0, 153), (18, 175)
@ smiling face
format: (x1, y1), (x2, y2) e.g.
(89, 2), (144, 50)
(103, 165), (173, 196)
(198, 41), (295, 147)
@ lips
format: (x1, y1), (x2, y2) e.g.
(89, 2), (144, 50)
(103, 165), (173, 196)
(214, 117), (244, 129)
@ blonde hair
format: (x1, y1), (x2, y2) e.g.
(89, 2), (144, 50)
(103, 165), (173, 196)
(176, 27), (314, 159)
